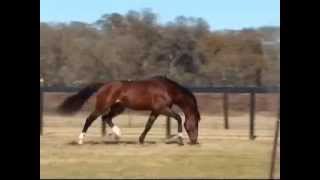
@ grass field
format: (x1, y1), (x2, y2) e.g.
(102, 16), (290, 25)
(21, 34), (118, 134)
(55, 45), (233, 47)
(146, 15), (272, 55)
(40, 113), (280, 179)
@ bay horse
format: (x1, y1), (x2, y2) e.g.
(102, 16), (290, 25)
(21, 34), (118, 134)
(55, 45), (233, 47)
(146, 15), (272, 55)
(57, 76), (201, 145)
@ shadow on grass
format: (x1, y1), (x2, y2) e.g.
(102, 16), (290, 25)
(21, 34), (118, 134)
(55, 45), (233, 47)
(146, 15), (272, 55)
(67, 140), (157, 145)
(66, 135), (191, 146)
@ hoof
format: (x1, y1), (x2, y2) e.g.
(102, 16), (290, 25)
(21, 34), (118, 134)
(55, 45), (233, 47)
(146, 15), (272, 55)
(139, 137), (145, 144)
(109, 133), (120, 141)
(177, 137), (184, 146)
(187, 141), (200, 145)
(114, 136), (120, 141)
(250, 135), (257, 140)
(165, 136), (184, 145)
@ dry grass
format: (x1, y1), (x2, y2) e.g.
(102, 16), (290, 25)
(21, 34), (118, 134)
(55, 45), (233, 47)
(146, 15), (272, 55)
(40, 114), (280, 179)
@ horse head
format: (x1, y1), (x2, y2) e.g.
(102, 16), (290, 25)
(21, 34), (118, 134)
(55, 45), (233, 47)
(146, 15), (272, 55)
(184, 111), (200, 144)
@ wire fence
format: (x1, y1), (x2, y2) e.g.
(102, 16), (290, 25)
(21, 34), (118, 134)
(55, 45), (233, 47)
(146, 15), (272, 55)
(40, 83), (280, 179)
(40, 84), (279, 138)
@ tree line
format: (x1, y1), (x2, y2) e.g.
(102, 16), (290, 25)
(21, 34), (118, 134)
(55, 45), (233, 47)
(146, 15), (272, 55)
(40, 9), (280, 86)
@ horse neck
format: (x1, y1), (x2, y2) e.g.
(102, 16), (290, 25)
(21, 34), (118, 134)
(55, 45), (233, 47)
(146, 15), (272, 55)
(175, 95), (197, 120)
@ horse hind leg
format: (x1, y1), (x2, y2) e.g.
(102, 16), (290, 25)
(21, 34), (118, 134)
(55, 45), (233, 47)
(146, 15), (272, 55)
(78, 90), (119, 144)
(139, 112), (159, 144)
(78, 110), (101, 145)
(101, 104), (125, 140)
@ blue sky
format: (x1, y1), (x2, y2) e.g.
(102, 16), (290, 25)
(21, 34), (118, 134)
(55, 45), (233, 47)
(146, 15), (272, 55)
(40, 0), (279, 30)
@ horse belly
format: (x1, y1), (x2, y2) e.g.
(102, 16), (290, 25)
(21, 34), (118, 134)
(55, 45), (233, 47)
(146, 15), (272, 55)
(121, 94), (153, 110)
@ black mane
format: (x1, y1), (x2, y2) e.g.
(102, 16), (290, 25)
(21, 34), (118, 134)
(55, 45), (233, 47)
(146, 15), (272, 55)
(151, 76), (193, 97)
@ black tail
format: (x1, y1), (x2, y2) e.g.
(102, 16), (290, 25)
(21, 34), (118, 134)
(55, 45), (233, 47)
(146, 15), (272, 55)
(57, 83), (105, 115)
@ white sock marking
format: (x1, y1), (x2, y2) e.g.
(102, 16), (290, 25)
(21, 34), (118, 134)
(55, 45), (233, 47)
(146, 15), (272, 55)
(112, 126), (121, 137)
(78, 132), (86, 144)
(178, 132), (183, 138)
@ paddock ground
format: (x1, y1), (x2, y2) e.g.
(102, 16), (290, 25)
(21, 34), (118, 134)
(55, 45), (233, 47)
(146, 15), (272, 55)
(40, 113), (280, 179)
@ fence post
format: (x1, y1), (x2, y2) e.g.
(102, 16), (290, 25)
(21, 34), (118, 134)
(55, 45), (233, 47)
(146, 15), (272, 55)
(166, 116), (171, 138)
(249, 92), (256, 140)
(223, 93), (229, 129)
(128, 110), (132, 128)
(269, 98), (280, 179)
(269, 119), (280, 179)
(101, 120), (106, 137)
(256, 68), (262, 86)
(40, 78), (44, 136)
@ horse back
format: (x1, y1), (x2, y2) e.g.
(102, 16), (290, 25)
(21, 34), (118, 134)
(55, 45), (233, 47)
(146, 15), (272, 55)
(122, 80), (173, 110)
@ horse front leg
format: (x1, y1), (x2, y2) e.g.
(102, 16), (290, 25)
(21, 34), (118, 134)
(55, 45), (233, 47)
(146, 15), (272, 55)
(139, 112), (159, 144)
(161, 108), (184, 145)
